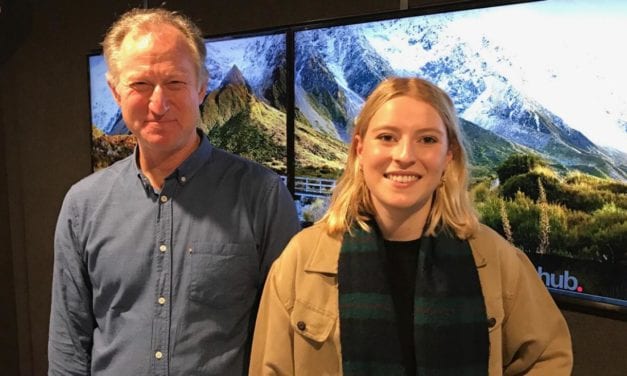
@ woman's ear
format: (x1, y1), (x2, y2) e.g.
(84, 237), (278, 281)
(355, 135), (364, 156)
(354, 135), (364, 167)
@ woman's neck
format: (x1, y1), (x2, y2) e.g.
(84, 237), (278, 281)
(374, 200), (432, 241)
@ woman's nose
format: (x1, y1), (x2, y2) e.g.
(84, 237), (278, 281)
(393, 139), (417, 165)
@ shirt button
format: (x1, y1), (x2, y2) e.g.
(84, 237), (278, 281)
(159, 245), (167, 253)
(155, 351), (163, 360)
(158, 297), (166, 305)
(297, 321), (306, 331)
(160, 195), (168, 203)
(180, 176), (187, 183)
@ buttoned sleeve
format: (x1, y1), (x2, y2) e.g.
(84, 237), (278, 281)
(48, 192), (95, 376)
(502, 249), (573, 375)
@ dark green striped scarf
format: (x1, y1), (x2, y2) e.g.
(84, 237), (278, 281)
(338, 222), (489, 375)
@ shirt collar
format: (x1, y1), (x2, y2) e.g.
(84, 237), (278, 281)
(176, 130), (213, 183)
(134, 129), (213, 192)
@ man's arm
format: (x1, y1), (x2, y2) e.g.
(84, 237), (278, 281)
(255, 175), (300, 283)
(48, 195), (95, 375)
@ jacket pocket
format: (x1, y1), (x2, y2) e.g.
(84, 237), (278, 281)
(291, 299), (336, 343)
(188, 242), (258, 308)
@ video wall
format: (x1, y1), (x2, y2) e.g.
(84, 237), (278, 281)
(89, 0), (627, 313)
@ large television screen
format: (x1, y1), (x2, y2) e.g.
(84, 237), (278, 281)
(293, 0), (627, 312)
(89, 31), (288, 176)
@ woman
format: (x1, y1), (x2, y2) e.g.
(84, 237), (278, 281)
(249, 77), (572, 375)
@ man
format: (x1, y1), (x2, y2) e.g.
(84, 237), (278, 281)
(48, 8), (299, 375)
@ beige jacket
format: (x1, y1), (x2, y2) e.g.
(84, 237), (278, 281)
(250, 223), (573, 375)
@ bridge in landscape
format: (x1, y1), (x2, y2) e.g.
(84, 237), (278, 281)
(294, 176), (336, 198)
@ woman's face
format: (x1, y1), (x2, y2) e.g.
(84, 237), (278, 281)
(356, 95), (452, 220)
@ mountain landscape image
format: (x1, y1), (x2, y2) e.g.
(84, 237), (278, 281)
(88, 1), (626, 302)
(294, 2), (627, 183)
(294, 0), (627, 302)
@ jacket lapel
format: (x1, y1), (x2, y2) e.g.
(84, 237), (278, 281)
(304, 231), (342, 275)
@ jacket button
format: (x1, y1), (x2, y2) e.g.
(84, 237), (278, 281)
(297, 321), (306, 331)
(487, 317), (497, 328)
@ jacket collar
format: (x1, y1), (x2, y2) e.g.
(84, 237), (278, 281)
(304, 224), (342, 275)
(302, 223), (489, 274)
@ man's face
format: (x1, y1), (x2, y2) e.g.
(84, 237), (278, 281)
(108, 25), (206, 157)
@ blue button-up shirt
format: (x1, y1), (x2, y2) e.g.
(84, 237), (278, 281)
(49, 134), (300, 375)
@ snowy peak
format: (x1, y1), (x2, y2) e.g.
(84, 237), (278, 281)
(220, 64), (249, 88)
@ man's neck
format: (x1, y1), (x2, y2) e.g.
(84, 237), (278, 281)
(138, 135), (200, 190)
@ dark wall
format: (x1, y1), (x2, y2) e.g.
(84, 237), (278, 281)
(0, 85), (19, 376)
(0, 1), (625, 375)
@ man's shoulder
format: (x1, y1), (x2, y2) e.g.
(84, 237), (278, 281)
(66, 156), (133, 199)
(209, 148), (282, 183)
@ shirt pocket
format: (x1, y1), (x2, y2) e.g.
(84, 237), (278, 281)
(188, 242), (259, 308)
(290, 299), (336, 343)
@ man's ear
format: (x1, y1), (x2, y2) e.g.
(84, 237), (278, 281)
(107, 74), (121, 106)
(197, 82), (207, 104)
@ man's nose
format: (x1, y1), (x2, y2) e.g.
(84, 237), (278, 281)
(148, 85), (169, 115)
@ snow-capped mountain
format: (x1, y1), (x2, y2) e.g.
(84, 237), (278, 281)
(199, 64), (288, 173)
(205, 34), (286, 106)
(296, 26), (394, 142)
(295, 9), (627, 181)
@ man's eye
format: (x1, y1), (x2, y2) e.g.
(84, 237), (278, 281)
(130, 82), (153, 92)
(167, 81), (186, 90)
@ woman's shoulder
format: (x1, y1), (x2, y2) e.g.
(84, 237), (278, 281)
(470, 224), (519, 256)
(274, 222), (341, 270)
(469, 223), (528, 271)
(471, 223), (511, 247)
(268, 222), (341, 310)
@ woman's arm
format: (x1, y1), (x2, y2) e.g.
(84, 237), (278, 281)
(250, 255), (295, 375)
(502, 250), (573, 375)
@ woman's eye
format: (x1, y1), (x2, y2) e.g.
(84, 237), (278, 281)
(421, 136), (438, 144)
(376, 134), (395, 142)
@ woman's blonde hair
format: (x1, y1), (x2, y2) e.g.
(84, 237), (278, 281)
(320, 77), (479, 239)
(102, 8), (209, 87)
